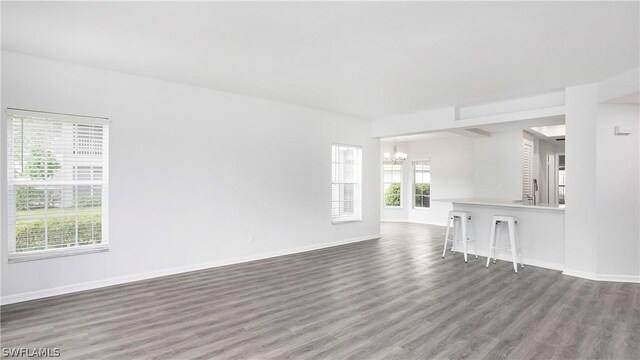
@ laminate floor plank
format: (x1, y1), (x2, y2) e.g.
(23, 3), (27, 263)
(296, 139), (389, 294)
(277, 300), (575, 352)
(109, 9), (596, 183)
(2, 222), (638, 359)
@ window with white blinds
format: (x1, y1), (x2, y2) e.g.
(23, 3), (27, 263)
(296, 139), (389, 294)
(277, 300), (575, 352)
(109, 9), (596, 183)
(331, 144), (362, 223)
(6, 109), (109, 261)
(523, 138), (533, 201)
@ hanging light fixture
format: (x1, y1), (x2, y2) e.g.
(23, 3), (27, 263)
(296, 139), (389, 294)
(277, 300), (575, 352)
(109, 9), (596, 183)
(383, 137), (407, 164)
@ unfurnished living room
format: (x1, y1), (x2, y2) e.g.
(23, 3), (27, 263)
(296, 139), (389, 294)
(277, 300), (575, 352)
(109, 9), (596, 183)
(0, 1), (639, 359)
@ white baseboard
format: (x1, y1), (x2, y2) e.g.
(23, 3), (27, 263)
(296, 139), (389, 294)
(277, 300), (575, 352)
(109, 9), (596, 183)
(407, 219), (449, 227)
(381, 219), (449, 226)
(1, 233), (382, 305)
(562, 269), (640, 283)
(454, 247), (565, 272)
(384, 221), (640, 283)
(467, 253), (637, 283)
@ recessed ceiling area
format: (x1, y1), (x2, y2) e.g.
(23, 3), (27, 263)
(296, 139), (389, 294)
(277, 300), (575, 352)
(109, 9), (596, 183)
(2, 2), (638, 119)
(383, 115), (566, 143)
(476, 116), (565, 135)
(381, 132), (459, 142)
(530, 125), (566, 138)
(605, 91), (640, 104)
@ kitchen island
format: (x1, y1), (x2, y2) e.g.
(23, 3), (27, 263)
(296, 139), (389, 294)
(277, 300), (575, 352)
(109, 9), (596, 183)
(434, 198), (565, 271)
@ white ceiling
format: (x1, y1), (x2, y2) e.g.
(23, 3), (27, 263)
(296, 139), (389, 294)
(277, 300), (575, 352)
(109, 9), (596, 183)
(476, 115), (566, 134)
(2, 2), (638, 119)
(381, 132), (458, 143)
(606, 91), (640, 104)
(386, 115), (566, 143)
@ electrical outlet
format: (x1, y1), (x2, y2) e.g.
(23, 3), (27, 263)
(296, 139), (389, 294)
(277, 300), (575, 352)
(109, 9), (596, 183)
(614, 126), (632, 136)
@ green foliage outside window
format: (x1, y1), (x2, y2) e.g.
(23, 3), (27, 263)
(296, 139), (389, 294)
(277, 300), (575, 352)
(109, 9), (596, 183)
(16, 214), (102, 252)
(415, 183), (430, 196)
(415, 183), (431, 208)
(384, 183), (401, 207)
(16, 149), (61, 211)
(22, 149), (61, 179)
(13, 149), (102, 252)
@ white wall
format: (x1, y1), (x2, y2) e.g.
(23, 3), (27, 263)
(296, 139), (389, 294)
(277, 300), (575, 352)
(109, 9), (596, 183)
(407, 136), (475, 225)
(452, 203), (565, 271)
(473, 131), (524, 200)
(381, 132), (524, 226)
(371, 93), (565, 138)
(373, 69), (639, 282)
(595, 103), (639, 278)
(564, 83), (640, 282)
(564, 83), (599, 278)
(0, 52), (380, 303)
(380, 135), (475, 226)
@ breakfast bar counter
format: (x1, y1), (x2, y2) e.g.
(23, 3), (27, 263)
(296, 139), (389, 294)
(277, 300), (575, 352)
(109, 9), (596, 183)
(437, 198), (565, 211)
(434, 198), (565, 271)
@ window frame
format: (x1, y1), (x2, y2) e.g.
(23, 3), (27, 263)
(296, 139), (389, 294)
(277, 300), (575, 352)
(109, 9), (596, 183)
(558, 153), (565, 205)
(6, 109), (110, 263)
(382, 161), (403, 209)
(331, 144), (362, 224)
(413, 160), (431, 209)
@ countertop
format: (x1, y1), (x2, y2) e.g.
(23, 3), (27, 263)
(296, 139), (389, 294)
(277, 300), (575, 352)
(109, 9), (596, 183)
(433, 198), (565, 211)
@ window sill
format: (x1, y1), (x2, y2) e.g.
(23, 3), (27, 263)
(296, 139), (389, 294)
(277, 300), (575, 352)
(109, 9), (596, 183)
(8, 244), (109, 263)
(413, 207), (432, 211)
(384, 206), (403, 210)
(332, 219), (363, 225)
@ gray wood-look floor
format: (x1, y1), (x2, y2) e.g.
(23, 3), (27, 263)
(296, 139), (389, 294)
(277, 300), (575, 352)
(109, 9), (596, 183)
(1, 222), (639, 360)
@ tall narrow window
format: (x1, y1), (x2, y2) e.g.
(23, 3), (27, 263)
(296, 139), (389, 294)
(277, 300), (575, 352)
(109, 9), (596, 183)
(523, 138), (533, 201)
(414, 161), (431, 208)
(7, 109), (109, 261)
(331, 144), (362, 223)
(558, 154), (565, 204)
(383, 162), (402, 207)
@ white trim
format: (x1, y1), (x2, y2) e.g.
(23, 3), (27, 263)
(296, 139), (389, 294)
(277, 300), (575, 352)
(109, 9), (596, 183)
(562, 269), (640, 283)
(406, 218), (448, 227)
(331, 219), (363, 225)
(433, 198), (565, 211)
(388, 220), (564, 270)
(394, 220), (639, 281)
(6, 108), (110, 125)
(0, 233), (382, 305)
(8, 244), (109, 263)
(465, 248), (565, 272)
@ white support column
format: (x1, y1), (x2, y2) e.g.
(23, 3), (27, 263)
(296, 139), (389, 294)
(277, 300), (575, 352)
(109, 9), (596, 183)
(563, 83), (599, 278)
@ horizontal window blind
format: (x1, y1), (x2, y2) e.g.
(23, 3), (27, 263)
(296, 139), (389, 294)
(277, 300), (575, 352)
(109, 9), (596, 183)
(7, 110), (109, 256)
(523, 139), (533, 200)
(331, 144), (362, 223)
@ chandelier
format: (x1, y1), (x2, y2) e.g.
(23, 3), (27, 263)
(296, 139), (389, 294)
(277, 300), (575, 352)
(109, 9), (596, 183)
(383, 138), (407, 164)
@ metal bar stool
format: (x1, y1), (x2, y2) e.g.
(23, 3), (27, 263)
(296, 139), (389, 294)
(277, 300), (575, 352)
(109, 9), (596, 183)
(442, 210), (478, 263)
(485, 215), (524, 273)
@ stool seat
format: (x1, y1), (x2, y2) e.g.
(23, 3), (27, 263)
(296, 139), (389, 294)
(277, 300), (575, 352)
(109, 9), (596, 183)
(485, 215), (523, 273)
(442, 210), (478, 263)
(493, 215), (519, 223)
